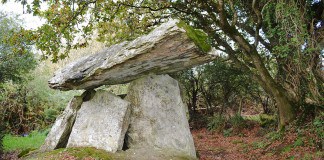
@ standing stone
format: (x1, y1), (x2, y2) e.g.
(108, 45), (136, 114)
(40, 96), (83, 151)
(125, 74), (196, 158)
(67, 90), (131, 152)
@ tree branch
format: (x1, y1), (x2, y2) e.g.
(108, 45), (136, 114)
(236, 22), (272, 51)
(229, 0), (238, 26)
(252, 0), (262, 47)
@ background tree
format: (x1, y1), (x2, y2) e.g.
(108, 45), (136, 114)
(6, 0), (323, 128)
(0, 11), (37, 134)
(174, 57), (265, 116)
(175, 67), (203, 114)
(168, 0), (323, 129)
(201, 58), (263, 115)
(0, 12), (36, 84)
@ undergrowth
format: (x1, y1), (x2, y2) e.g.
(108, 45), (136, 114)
(207, 114), (252, 136)
(207, 114), (226, 132)
(0, 81), (76, 134)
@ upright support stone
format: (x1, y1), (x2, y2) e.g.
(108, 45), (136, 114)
(125, 74), (196, 158)
(40, 96), (83, 151)
(67, 90), (131, 152)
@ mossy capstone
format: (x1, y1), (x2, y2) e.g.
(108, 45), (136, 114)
(49, 19), (217, 91)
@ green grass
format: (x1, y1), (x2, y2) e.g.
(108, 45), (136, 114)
(3, 131), (47, 152)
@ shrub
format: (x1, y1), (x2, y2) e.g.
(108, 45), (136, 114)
(207, 114), (226, 132)
(44, 108), (60, 122)
(223, 129), (232, 137)
(293, 137), (304, 147)
(189, 113), (209, 129)
(0, 82), (45, 134)
(207, 114), (253, 133)
(259, 114), (277, 128)
(228, 114), (246, 132)
(266, 131), (284, 141)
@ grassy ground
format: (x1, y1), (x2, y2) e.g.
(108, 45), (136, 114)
(3, 131), (47, 152)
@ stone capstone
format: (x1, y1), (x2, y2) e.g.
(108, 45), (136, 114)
(124, 74), (196, 158)
(67, 90), (131, 153)
(49, 19), (217, 90)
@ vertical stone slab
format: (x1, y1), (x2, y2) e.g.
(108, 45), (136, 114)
(67, 90), (131, 152)
(40, 96), (83, 151)
(125, 74), (196, 158)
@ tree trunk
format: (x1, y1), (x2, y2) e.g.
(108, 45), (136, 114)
(191, 90), (198, 112)
(273, 90), (296, 129)
(261, 97), (270, 114)
(212, 0), (297, 128)
(201, 86), (214, 115)
(252, 61), (296, 129)
(230, 28), (296, 128)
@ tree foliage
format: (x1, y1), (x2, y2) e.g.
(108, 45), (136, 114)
(174, 57), (264, 116)
(5, 0), (324, 127)
(201, 58), (261, 111)
(0, 12), (39, 134)
(0, 12), (36, 84)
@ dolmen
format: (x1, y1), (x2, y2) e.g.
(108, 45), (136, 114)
(41, 19), (217, 160)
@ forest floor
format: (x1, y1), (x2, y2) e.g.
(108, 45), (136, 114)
(1, 118), (323, 160)
(191, 125), (323, 160)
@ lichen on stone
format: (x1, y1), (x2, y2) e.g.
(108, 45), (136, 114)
(177, 21), (211, 53)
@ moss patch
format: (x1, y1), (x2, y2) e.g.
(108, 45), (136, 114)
(177, 21), (211, 53)
(23, 147), (196, 160)
(24, 147), (113, 160)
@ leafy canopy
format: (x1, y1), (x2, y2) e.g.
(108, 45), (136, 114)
(0, 12), (36, 84)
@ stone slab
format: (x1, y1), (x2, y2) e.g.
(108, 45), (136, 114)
(67, 90), (131, 152)
(124, 74), (196, 158)
(40, 96), (83, 151)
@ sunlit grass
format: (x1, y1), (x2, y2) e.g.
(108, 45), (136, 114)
(3, 131), (47, 152)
